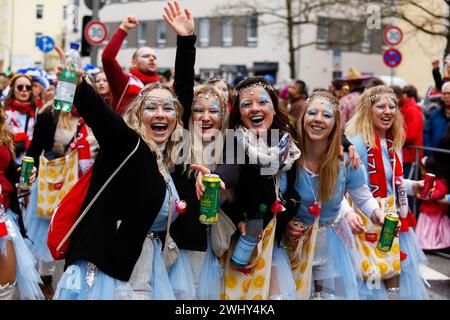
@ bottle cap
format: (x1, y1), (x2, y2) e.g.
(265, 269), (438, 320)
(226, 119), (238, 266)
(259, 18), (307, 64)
(70, 42), (80, 51)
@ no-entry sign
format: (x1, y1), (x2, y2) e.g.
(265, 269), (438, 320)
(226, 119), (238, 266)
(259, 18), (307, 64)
(84, 20), (108, 46)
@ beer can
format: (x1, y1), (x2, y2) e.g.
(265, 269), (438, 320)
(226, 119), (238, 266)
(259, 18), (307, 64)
(377, 212), (399, 252)
(19, 156), (34, 191)
(199, 174), (221, 225)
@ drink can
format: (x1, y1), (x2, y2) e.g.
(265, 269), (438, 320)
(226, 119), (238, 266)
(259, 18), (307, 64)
(377, 212), (399, 252)
(420, 173), (435, 199)
(199, 174), (221, 224)
(19, 156), (34, 191)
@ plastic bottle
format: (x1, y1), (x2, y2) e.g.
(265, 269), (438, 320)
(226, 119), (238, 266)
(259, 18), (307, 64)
(54, 42), (81, 112)
(230, 203), (266, 267)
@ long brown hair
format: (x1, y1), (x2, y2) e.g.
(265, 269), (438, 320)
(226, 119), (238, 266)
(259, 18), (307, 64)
(0, 104), (15, 159)
(229, 76), (295, 138)
(123, 82), (184, 173)
(4, 74), (38, 108)
(296, 91), (341, 203)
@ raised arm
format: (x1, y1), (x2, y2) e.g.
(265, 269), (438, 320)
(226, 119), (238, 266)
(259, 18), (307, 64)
(101, 17), (138, 111)
(163, 1), (196, 128)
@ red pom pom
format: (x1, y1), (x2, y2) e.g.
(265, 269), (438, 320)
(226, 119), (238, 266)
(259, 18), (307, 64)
(175, 200), (187, 214)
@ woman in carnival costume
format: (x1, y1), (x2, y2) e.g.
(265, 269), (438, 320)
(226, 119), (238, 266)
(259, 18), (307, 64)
(53, 1), (197, 300)
(194, 76), (302, 300)
(346, 85), (428, 299)
(281, 91), (384, 300)
(4, 74), (40, 161)
(0, 106), (43, 300)
(23, 75), (99, 295)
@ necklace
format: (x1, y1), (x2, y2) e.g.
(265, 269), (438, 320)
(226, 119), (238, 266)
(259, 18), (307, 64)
(304, 168), (321, 218)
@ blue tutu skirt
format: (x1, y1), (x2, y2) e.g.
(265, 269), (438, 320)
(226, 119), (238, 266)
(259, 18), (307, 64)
(0, 209), (44, 300)
(269, 243), (296, 300)
(53, 260), (134, 300)
(399, 228), (429, 300)
(23, 183), (53, 264)
(311, 227), (360, 300)
(168, 249), (197, 300)
(196, 241), (222, 300)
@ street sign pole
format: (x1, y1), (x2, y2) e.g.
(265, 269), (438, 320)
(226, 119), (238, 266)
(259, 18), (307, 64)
(90, 0), (100, 65)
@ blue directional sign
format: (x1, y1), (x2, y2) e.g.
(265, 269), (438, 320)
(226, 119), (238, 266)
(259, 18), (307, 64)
(37, 36), (55, 53)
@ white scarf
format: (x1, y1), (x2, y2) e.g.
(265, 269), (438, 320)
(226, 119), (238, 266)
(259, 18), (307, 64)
(235, 126), (301, 176)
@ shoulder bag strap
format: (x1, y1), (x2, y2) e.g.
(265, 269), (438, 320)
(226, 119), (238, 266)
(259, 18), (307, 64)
(57, 138), (141, 251)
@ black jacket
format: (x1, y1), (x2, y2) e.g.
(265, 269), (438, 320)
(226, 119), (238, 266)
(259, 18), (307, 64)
(65, 80), (167, 281)
(26, 107), (59, 168)
(170, 34), (208, 252)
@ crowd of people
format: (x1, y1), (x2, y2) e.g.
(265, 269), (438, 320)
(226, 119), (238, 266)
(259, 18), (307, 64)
(0, 1), (448, 301)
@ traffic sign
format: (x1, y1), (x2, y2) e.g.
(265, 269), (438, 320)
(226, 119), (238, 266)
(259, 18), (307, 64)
(383, 48), (402, 68)
(384, 26), (403, 46)
(37, 36), (55, 53)
(84, 20), (108, 46)
(84, 0), (107, 10)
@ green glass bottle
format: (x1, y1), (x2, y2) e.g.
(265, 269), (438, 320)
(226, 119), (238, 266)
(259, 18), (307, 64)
(54, 42), (80, 112)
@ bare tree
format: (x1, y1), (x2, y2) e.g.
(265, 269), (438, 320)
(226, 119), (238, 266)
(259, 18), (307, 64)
(215, 0), (377, 79)
(383, 0), (450, 56)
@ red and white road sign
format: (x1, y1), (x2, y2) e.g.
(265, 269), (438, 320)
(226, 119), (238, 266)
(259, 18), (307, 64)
(84, 20), (108, 46)
(383, 48), (402, 68)
(383, 26), (403, 46)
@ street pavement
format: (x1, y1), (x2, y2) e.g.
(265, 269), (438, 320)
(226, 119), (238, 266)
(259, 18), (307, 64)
(423, 251), (450, 300)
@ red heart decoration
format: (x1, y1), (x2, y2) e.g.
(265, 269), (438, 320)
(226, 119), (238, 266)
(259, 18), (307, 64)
(271, 201), (285, 215)
(308, 202), (321, 217)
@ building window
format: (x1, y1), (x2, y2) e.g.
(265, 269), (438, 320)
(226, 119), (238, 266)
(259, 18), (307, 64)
(316, 17), (330, 50)
(36, 4), (44, 20)
(156, 21), (167, 47)
(246, 15), (258, 47)
(221, 17), (233, 47)
(198, 18), (210, 47)
(138, 22), (147, 46)
(341, 21), (352, 51)
(35, 33), (43, 47)
(361, 27), (372, 54)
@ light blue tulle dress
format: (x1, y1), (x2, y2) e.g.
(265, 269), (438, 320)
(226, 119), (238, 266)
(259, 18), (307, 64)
(0, 208), (44, 300)
(280, 155), (367, 300)
(23, 182), (54, 268)
(53, 174), (191, 300)
(350, 135), (429, 300)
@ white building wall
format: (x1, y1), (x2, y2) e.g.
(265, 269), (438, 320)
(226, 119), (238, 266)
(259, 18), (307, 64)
(69, 0), (388, 88)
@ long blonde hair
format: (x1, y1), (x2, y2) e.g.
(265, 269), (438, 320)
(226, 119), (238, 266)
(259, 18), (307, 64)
(345, 85), (404, 150)
(0, 105), (15, 160)
(122, 83), (184, 173)
(188, 84), (229, 171)
(296, 91), (341, 203)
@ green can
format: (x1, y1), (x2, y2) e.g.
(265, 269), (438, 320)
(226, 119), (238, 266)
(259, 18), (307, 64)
(199, 174), (221, 225)
(377, 212), (399, 252)
(19, 156), (34, 191)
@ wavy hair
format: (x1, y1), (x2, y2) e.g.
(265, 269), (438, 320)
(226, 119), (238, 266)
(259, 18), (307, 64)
(296, 91), (341, 203)
(345, 85), (404, 151)
(122, 83), (184, 173)
(0, 104), (15, 160)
